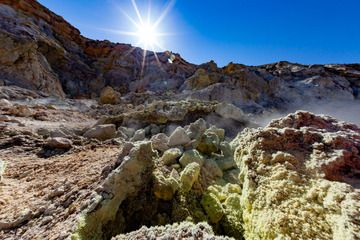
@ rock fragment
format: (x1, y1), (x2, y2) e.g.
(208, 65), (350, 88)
(45, 137), (73, 150)
(168, 127), (191, 147)
(83, 124), (116, 141)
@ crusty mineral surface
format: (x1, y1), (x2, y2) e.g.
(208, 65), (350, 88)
(234, 111), (360, 240)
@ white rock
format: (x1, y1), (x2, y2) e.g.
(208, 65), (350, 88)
(215, 102), (247, 122)
(0, 99), (11, 108)
(168, 127), (191, 147)
(83, 124), (116, 141)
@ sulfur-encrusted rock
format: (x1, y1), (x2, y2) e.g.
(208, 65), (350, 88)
(180, 162), (201, 192)
(168, 126), (191, 147)
(201, 192), (224, 223)
(72, 142), (156, 239)
(161, 148), (182, 165)
(113, 222), (232, 240)
(196, 131), (221, 154)
(179, 149), (205, 167)
(235, 111), (360, 240)
(153, 170), (179, 201)
(83, 124), (116, 141)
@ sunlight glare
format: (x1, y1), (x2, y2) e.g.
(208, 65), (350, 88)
(136, 22), (158, 50)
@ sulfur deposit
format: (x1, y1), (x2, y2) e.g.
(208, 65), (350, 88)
(234, 111), (360, 240)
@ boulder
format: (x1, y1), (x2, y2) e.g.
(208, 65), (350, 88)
(99, 86), (121, 105)
(201, 192), (224, 223)
(161, 148), (182, 165)
(45, 137), (73, 150)
(215, 102), (247, 122)
(130, 129), (146, 142)
(0, 99), (11, 108)
(118, 126), (135, 139)
(180, 162), (201, 192)
(8, 105), (32, 117)
(151, 133), (170, 152)
(179, 149), (205, 167)
(83, 124), (116, 141)
(185, 68), (217, 90)
(113, 222), (223, 239)
(235, 111), (360, 239)
(196, 132), (220, 154)
(168, 127), (191, 147)
(153, 170), (179, 201)
(186, 118), (207, 139)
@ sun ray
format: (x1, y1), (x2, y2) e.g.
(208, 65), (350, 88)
(120, 9), (141, 29)
(141, 48), (147, 78)
(131, 0), (144, 24)
(153, 0), (176, 29)
(147, 0), (151, 24)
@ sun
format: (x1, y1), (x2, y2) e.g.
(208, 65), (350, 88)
(136, 22), (158, 50)
(110, 0), (175, 51)
(105, 0), (176, 76)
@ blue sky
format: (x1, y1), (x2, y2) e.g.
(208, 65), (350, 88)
(39, 0), (360, 66)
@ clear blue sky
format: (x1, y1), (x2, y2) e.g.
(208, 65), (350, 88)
(38, 0), (360, 66)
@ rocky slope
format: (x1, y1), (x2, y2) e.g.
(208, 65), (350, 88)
(0, 1), (360, 240)
(0, 0), (359, 113)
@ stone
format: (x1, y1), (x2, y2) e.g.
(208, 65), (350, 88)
(161, 148), (182, 165)
(151, 133), (170, 152)
(186, 118), (207, 140)
(0, 160), (6, 182)
(207, 126), (225, 141)
(83, 124), (116, 141)
(202, 158), (223, 179)
(196, 132), (220, 154)
(168, 127), (191, 147)
(8, 105), (32, 117)
(99, 86), (121, 105)
(201, 192), (224, 223)
(113, 222), (223, 239)
(215, 102), (247, 122)
(130, 129), (146, 142)
(216, 157), (237, 171)
(220, 141), (233, 157)
(0, 99), (11, 108)
(118, 126), (135, 139)
(153, 170), (179, 201)
(179, 149), (205, 168)
(185, 68), (217, 90)
(45, 137), (72, 150)
(180, 162), (201, 192)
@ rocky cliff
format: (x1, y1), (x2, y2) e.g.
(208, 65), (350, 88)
(0, 1), (359, 240)
(0, 0), (359, 113)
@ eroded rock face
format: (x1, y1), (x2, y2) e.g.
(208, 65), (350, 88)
(0, 0), (359, 112)
(0, 0), (196, 98)
(234, 111), (360, 240)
